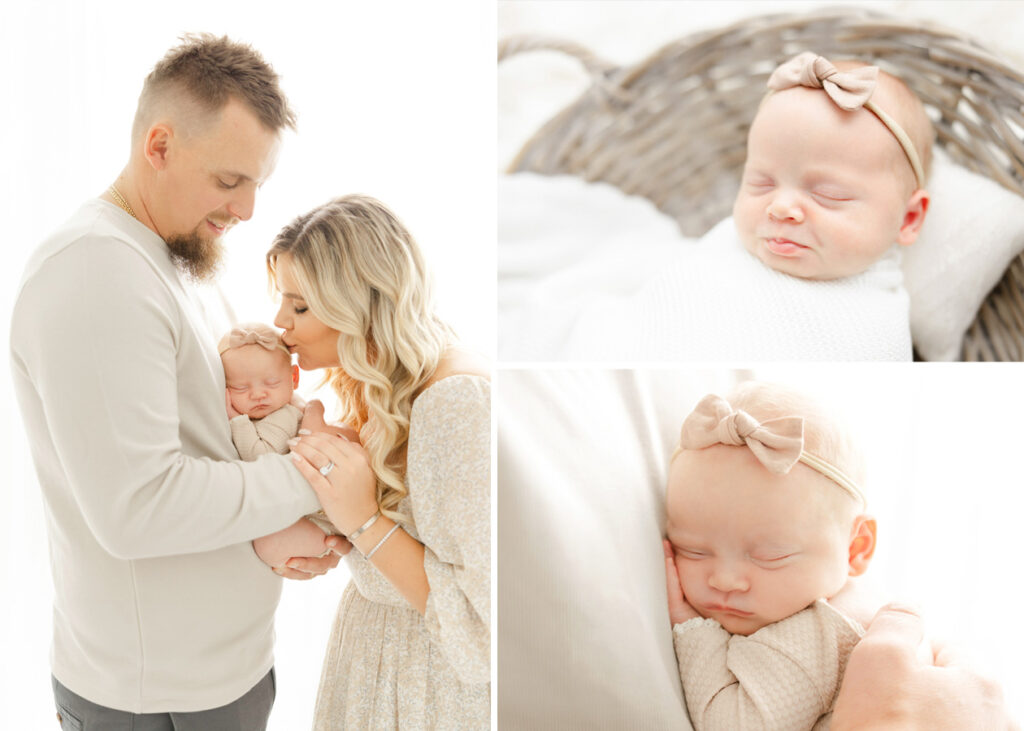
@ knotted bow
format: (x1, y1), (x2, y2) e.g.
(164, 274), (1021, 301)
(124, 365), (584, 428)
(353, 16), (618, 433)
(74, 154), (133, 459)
(767, 52), (878, 111)
(679, 394), (804, 474)
(217, 323), (288, 356)
(676, 393), (867, 505)
(764, 51), (926, 189)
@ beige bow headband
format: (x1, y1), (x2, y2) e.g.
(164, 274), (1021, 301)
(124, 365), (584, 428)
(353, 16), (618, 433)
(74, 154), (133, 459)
(217, 323), (290, 357)
(767, 52), (925, 190)
(676, 394), (866, 506)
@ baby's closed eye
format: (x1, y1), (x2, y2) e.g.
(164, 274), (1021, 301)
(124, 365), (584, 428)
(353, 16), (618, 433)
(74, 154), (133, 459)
(750, 552), (798, 568)
(744, 175), (774, 190)
(811, 186), (853, 203)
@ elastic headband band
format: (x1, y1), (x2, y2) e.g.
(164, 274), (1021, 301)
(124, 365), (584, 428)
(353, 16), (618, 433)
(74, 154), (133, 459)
(217, 323), (291, 357)
(767, 52), (925, 189)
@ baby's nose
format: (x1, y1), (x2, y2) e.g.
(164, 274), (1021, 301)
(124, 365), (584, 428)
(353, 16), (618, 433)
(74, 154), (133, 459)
(766, 192), (805, 223)
(708, 565), (749, 593)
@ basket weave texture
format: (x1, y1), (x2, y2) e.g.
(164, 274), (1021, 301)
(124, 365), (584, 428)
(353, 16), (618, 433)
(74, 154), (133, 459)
(499, 7), (1024, 361)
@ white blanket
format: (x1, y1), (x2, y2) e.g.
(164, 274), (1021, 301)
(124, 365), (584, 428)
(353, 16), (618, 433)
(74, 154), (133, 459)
(498, 174), (912, 361)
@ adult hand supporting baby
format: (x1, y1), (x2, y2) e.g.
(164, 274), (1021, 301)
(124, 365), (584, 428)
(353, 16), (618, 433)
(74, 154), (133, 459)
(663, 539), (701, 626)
(831, 603), (1016, 731)
(290, 431), (379, 537)
(253, 518), (349, 581)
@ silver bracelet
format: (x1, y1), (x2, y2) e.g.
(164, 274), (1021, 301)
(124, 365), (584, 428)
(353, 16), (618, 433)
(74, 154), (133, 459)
(348, 509), (381, 540)
(364, 523), (402, 560)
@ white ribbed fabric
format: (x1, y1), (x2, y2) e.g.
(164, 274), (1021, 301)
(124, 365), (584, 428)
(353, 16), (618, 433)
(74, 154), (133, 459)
(498, 174), (911, 362)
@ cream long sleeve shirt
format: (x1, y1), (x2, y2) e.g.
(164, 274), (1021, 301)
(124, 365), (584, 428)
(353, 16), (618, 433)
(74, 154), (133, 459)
(9, 200), (322, 713)
(673, 600), (864, 731)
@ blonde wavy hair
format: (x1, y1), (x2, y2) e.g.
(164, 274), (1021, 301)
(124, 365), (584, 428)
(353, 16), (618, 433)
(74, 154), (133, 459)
(266, 195), (453, 521)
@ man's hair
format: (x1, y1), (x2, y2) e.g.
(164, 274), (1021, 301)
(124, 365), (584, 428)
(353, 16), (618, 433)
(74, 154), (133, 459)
(132, 33), (296, 143)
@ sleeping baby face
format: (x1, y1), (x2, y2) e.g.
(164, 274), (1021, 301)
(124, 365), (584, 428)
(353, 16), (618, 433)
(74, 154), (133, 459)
(221, 344), (298, 419)
(733, 87), (925, 280)
(665, 443), (859, 635)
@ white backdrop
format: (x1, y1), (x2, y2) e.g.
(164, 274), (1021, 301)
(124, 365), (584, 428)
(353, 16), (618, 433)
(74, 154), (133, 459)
(0, 1), (493, 728)
(753, 363), (1024, 724)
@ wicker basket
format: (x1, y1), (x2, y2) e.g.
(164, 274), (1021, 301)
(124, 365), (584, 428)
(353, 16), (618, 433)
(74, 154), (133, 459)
(499, 7), (1024, 361)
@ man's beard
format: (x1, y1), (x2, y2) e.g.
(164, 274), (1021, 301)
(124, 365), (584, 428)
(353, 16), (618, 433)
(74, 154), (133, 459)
(166, 229), (225, 283)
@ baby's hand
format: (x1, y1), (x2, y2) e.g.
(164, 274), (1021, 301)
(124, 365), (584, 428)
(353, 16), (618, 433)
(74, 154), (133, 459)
(225, 389), (241, 419)
(664, 539), (701, 626)
(300, 399), (361, 443)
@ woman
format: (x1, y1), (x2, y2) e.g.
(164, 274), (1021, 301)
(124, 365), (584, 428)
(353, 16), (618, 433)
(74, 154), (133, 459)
(265, 195), (490, 728)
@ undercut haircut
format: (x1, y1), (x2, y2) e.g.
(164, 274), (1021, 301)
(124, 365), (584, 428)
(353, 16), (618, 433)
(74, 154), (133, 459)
(132, 33), (296, 143)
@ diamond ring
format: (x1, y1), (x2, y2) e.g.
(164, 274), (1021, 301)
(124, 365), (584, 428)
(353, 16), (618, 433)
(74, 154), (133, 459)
(319, 461), (335, 477)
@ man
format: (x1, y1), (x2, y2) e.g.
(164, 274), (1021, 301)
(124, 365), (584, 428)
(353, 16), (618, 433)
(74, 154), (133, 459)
(10, 34), (339, 728)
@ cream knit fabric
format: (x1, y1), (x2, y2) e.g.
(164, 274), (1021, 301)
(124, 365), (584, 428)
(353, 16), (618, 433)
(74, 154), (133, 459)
(674, 600), (863, 730)
(229, 402), (304, 460)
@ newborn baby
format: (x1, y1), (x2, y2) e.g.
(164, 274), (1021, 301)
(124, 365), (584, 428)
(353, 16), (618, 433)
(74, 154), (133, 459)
(497, 52), (935, 361)
(218, 323), (341, 563)
(734, 53), (931, 281)
(664, 383), (876, 730)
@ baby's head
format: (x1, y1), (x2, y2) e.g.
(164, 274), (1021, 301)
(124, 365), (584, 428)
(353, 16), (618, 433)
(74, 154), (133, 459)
(218, 322), (299, 419)
(733, 52), (934, 280)
(665, 382), (876, 635)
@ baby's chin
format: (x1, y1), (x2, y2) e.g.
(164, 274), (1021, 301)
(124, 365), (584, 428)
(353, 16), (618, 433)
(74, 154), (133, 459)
(742, 236), (858, 281)
(245, 402), (284, 419)
(702, 610), (768, 636)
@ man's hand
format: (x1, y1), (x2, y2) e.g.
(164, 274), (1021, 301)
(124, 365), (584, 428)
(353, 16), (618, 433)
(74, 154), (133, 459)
(253, 518), (352, 581)
(664, 539), (701, 626)
(831, 603), (1016, 731)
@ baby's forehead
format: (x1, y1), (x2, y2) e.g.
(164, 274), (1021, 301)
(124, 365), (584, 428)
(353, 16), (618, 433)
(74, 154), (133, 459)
(221, 343), (291, 371)
(667, 452), (850, 529)
(751, 87), (905, 164)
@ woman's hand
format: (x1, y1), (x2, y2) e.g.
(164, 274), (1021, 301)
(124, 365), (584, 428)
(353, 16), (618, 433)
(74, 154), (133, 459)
(300, 399), (361, 442)
(664, 539), (701, 626)
(289, 431), (379, 536)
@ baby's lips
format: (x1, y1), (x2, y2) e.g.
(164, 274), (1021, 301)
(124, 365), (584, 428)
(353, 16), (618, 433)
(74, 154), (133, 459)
(765, 237), (810, 256)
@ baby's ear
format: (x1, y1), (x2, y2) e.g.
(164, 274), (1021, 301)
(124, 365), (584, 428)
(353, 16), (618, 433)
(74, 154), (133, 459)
(847, 516), (877, 576)
(897, 189), (929, 246)
(291, 364), (300, 389)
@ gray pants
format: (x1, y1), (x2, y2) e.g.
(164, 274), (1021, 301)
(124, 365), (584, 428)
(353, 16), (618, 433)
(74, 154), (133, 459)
(52, 668), (275, 730)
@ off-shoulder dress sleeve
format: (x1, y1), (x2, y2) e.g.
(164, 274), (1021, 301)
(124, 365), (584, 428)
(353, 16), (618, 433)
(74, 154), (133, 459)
(407, 375), (491, 684)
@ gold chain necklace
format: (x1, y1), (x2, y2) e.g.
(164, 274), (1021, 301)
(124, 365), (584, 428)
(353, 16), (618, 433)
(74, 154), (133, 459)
(108, 185), (137, 220)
